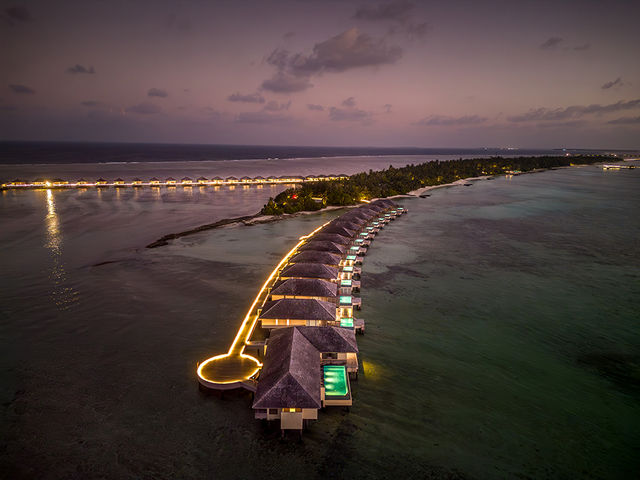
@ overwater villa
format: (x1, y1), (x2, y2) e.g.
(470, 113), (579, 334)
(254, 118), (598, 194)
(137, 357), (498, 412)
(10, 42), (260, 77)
(278, 263), (338, 281)
(258, 298), (338, 328)
(132, 178), (143, 186)
(320, 225), (356, 238)
(32, 178), (47, 187)
(289, 251), (342, 266)
(226, 176), (239, 184)
(298, 240), (346, 256)
(181, 177), (193, 185)
(270, 278), (337, 303)
(311, 233), (352, 246)
(240, 176), (252, 183)
(252, 326), (358, 433)
(95, 178), (107, 186)
(266, 175), (278, 183)
(197, 176), (208, 184)
(211, 176), (224, 184)
(114, 178), (125, 186)
(165, 177), (177, 185)
(254, 175), (266, 183)
(149, 177), (160, 185)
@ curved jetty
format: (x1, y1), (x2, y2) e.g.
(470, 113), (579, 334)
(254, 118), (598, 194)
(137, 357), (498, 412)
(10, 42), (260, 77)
(196, 199), (407, 435)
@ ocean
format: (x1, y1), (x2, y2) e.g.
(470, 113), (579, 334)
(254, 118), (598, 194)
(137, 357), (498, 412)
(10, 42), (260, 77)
(0, 147), (638, 479)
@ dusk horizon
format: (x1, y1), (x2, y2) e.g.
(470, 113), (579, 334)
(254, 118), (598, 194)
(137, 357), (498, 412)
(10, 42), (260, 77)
(2, 0), (640, 149)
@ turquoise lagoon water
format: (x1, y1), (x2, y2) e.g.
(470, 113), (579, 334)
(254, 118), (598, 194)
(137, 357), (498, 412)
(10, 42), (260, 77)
(1, 163), (638, 479)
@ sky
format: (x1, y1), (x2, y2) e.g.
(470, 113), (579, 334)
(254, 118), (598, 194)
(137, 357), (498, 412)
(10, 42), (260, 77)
(1, 0), (639, 148)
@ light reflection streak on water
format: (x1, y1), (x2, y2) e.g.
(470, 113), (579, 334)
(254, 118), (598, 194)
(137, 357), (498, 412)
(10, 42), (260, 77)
(45, 189), (78, 310)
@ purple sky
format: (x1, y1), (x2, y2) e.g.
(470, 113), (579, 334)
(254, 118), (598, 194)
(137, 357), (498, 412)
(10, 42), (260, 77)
(1, 0), (639, 148)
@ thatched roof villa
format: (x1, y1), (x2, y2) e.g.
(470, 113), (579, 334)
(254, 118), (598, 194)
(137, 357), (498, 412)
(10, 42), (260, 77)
(258, 298), (337, 328)
(252, 326), (358, 432)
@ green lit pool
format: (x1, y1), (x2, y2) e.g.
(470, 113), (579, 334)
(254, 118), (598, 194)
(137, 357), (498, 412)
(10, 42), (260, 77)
(359, 232), (369, 236)
(340, 279), (352, 287)
(346, 255), (356, 260)
(342, 266), (353, 272)
(323, 365), (349, 396)
(340, 295), (352, 304)
(340, 317), (353, 328)
(355, 239), (364, 244)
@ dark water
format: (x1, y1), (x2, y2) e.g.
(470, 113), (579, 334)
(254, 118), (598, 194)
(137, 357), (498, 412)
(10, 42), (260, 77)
(0, 141), (564, 165)
(1, 162), (638, 479)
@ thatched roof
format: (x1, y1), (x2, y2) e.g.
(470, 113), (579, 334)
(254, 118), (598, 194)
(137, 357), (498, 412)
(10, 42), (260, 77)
(252, 328), (321, 409)
(259, 298), (336, 321)
(311, 233), (351, 245)
(290, 251), (341, 265)
(296, 326), (358, 353)
(299, 240), (346, 255)
(271, 278), (337, 298)
(320, 225), (355, 237)
(280, 263), (338, 280)
(330, 220), (363, 231)
(371, 199), (397, 208)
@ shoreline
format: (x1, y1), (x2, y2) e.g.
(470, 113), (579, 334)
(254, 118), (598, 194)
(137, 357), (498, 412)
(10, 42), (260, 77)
(145, 205), (349, 248)
(147, 161), (613, 248)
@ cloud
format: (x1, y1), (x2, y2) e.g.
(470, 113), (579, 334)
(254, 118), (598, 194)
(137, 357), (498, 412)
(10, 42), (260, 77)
(147, 88), (168, 98)
(342, 96), (356, 107)
(540, 37), (563, 50)
(607, 116), (640, 125)
(261, 71), (313, 93)
(283, 31), (295, 40)
(9, 84), (35, 94)
(601, 77), (623, 90)
(290, 28), (402, 75)
(507, 99), (640, 122)
(263, 100), (291, 112)
(354, 0), (414, 21)
(261, 28), (402, 93)
(307, 104), (324, 111)
(329, 106), (373, 124)
(354, 1), (427, 39)
(126, 102), (162, 115)
(227, 92), (265, 103)
(414, 114), (487, 126)
(67, 64), (95, 74)
(3, 6), (31, 25)
(573, 43), (591, 51)
(235, 111), (293, 124)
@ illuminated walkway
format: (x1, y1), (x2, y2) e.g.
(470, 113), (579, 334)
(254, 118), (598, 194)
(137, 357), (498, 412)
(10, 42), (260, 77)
(197, 222), (329, 391)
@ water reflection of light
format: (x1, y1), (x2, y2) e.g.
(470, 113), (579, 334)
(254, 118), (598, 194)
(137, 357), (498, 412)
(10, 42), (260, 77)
(44, 189), (78, 310)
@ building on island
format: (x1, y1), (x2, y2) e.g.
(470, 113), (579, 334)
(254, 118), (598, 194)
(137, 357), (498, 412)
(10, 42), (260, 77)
(258, 298), (338, 328)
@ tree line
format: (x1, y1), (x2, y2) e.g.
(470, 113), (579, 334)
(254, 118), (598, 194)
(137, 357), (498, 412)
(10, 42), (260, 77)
(260, 155), (611, 215)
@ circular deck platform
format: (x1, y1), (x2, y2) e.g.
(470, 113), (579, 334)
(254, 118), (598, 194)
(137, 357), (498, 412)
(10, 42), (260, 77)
(197, 354), (261, 390)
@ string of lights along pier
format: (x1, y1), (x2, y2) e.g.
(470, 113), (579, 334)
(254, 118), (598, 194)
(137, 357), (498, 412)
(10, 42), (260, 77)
(0, 174), (349, 190)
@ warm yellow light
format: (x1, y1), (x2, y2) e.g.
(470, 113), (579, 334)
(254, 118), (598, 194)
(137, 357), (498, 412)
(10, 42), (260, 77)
(197, 220), (330, 386)
(45, 181), (51, 187)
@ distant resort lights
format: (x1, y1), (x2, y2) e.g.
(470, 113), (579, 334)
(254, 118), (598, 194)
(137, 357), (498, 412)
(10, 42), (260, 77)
(0, 174), (350, 190)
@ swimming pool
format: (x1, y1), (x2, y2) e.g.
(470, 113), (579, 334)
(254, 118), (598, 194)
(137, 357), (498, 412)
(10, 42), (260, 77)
(323, 365), (349, 397)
